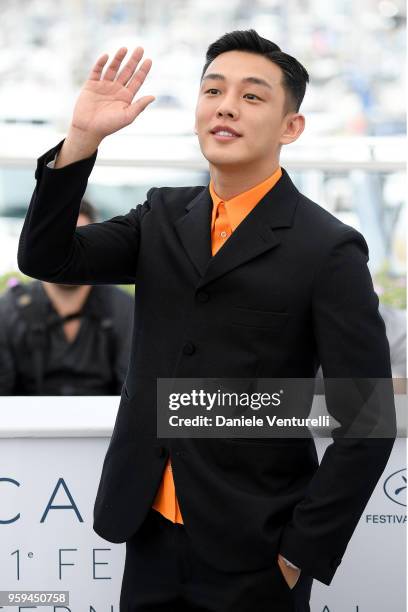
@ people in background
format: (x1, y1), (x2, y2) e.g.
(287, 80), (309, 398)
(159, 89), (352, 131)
(0, 199), (134, 395)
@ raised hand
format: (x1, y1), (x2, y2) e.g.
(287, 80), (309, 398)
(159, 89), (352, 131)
(70, 46), (155, 140)
(55, 47), (155, 168)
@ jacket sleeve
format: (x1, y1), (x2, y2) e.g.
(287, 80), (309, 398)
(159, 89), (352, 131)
(112, 289), (134, 393)
(17, 140), (152, 285)
(278, 227), (397, 585)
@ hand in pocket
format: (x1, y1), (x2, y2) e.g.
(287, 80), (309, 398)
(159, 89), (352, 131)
(277, 555), (301, 590)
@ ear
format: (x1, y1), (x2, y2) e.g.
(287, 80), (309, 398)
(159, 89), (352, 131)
(279, 114), (305, 146)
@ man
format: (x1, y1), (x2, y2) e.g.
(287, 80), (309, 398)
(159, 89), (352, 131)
(18, 30), (396, 611)
(1, 199), (134, 395)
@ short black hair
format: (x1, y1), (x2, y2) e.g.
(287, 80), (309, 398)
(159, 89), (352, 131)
(79, 198), (98, 223)
(201, 29), (309, 116)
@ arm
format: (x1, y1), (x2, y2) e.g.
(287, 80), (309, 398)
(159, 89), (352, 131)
(17, 142), (152, 285)
(278, 228), (396, 585)
(111, 290), (134, 392)
(17, 45), (156, 286)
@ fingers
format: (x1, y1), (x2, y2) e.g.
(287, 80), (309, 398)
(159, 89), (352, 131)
(116, 47), (144, 86)
(88, 47), (152, 90)
(88, 53), (109, 81)
(126, 58), (153, 97)
(102, 47), (129, 82)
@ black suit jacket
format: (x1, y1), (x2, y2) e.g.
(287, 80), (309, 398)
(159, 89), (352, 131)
(17, 141), (396, 585)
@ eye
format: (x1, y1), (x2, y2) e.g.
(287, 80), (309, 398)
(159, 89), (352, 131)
(203, 89), (261, 101)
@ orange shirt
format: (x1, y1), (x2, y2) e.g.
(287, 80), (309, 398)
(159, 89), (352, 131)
(152, 165), (283, 523)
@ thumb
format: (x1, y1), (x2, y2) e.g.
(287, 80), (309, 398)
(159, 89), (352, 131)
(127, 95), (156, 123)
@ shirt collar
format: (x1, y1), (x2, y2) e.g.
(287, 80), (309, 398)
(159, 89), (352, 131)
(209, 166), (283, 231)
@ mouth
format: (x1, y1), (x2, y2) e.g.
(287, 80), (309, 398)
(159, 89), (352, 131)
(211, 132), (241, 141)
(209, 126), (242, 141)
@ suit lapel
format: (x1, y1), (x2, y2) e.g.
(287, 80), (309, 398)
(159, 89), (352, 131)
(174, 167), (300, 285)
(174, 187), (213, 277)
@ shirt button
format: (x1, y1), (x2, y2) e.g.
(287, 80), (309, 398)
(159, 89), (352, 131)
(197, 291), (209, 303)
(220, 231), (227, 238)
(183, 342), (196, 355)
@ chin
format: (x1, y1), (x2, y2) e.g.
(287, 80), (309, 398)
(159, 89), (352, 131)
(208, 157), (252, 171)
(202, 148), (248, 168)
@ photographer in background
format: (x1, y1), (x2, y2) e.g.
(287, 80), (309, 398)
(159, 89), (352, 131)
(0, 199), (134, 395)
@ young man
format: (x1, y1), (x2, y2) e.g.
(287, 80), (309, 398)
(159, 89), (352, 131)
(18, 30), (395, 612)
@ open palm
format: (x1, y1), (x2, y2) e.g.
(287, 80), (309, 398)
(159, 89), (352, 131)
(70, 47), (155, 139)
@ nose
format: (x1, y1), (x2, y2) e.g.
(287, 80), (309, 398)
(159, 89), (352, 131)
(216, 107), (237, 119)
(215, 97), (238, 120)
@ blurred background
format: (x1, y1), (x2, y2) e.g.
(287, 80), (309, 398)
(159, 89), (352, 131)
(0, 0), (405, 311)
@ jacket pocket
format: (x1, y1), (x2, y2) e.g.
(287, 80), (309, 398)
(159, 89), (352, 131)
(230, 307), (288, 330)
(274, 559), (299, 593)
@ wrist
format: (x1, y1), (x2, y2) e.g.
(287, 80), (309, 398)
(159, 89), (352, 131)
(278, 554), (300, 571)
(55, 128), (101, 169)
(66, 125), (102, 153)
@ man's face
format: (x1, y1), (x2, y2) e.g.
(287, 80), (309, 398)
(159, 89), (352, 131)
(195, 50), (297, 170)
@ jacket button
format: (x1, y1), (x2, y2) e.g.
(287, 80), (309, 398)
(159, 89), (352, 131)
(155, 446), (167, 458)
(197, 291), (209, 303)
(183, 342), (196, 355)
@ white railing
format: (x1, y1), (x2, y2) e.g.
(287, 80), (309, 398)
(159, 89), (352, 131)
(0, 130), (405, 172)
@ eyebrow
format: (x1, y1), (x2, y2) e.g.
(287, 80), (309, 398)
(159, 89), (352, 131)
(201, 72), (273, 90)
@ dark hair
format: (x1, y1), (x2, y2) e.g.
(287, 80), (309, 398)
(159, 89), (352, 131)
(79, 198), (98, 223)
(201, 29), (309, 115)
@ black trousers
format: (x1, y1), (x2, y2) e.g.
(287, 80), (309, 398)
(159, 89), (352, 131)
(120, 509), (313, 612)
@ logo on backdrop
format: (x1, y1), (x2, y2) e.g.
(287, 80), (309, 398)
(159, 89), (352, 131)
(365, 467), (407, 525)
(0, 477), (83, 524)
(383, 468), (407, 507)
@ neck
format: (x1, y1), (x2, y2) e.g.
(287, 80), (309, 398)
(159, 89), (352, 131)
(209, 157), (280, 201)
(42, 282), (92, 316)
